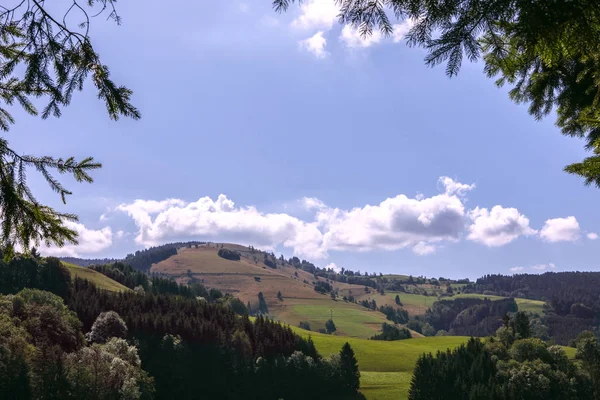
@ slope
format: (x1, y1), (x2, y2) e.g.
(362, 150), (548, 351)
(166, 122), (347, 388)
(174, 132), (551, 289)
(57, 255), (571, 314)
(63, 262), (130, 292)
(151, 244), (401, 338)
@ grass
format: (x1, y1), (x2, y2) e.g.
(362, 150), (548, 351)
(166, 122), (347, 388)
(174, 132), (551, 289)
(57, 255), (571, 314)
(291, 327), (469, 399)
(290, 300), (388, 338)
(63, 263), (130, 292)
(290, 327), (577, 399)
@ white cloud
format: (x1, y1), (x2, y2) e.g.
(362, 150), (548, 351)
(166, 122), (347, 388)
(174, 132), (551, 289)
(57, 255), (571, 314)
(325, 262), (342, 273)
(413, 241), (436, 255)
(299, 31), (329, 58)
(587, 232), (598, 240)
(302, 197), (327, 210)
(41, 221), (113, 257)
(540, 216), (581, 242)
(291, 0), (339, 30)
(439, 176), (475, 196)
(116, 177), (585, 261)
(391, 19), (416, 42)
(509, 266), (524, 273)
(116, 230), (126, 239)
(339, 25), (383, 48)
(118, 194), (327, 260)
(531, 263), (556, 272)
(314, 180), (470, 254)
(467, 206), (536, 247)
(117, 177), (475, 260)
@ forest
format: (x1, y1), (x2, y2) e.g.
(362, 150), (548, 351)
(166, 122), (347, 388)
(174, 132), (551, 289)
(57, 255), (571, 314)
(0, 256), (362, 399)
(465, 273), (600, 344)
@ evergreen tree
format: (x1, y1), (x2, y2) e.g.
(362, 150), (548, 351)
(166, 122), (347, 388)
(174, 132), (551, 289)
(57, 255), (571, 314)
(0, 1), (139, 257)
(274, 0), (600, 188)
(339, 342), (360, 394)
(258, 292), (268, 314)
(325, 319), (336, 334)
(395, 294), (402, 306)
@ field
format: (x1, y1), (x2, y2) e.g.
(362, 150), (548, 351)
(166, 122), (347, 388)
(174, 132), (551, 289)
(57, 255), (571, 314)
(63, 263), (130, 292)
(291, 326), (469, 399)
(290, 326), (576, 400)
(286, 298), (390, 337)
(152, 245), (387, 337)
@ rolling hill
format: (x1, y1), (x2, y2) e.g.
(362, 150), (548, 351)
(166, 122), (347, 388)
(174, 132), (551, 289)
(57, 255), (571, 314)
(151, 243), (405, 337)
(63, 262), (130, 292)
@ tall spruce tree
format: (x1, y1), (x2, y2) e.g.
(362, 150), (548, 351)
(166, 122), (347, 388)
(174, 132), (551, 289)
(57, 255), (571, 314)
(0, 1), (138, 259)
(273, 0), (600, 188)
(339, 342), (360, 394)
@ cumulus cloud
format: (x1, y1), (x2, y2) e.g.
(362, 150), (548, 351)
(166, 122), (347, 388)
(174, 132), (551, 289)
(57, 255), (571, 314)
(41, 221), (113, 257)
(413, 242), (436, 255)
(439, 176), (475, 196)
(339, 25), (383, 48)
(314, 179), (469, 254)
(467, 206), (536, 247)
(117, 177), (476, 260)
(540, 216), (581, 242)
(391, 19), (416, 42)
(291, 0), (339, 30)
(588, 232), (599, 240)
(302, 197), (327, 210)
(299, 31), (328, 58)
(115, 176), (586, 261)
(325, 262), (342, 273)
(531, 263), (556, 272)
(118, 194), (327, 259)
(509, 266), (524, 273)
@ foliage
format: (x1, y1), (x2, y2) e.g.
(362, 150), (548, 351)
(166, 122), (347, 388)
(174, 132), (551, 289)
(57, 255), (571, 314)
(314, 281), (333, 294)
(426, 297), (518, 336)
(0, 0), (142, 256)
(325, 318), (337, 334)
(370, 323), (412, 341)
(340, 342), (360, 394)
(85, 311), (128, 344)
(0, 288), (152, 399)
(299, 321), (311, 331)
(66, 337), (154, 400)
(257, 291), (269, 315)
(217, 248), (241, 261)
(379, 305), (409, 324)
(275, 0), (600, 187)
(0, 256), (71, 297)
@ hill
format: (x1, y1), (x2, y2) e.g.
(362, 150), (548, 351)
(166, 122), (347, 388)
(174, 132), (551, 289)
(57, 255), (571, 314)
(151, 243), (403, 338)
(63, 262), (130, 292)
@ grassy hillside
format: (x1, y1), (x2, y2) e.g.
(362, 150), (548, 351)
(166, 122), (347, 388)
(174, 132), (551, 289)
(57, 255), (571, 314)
(63, 262), (130, 292)
(151, 244), (391, 338)
(291, 327), (469, 399)
(290, 327), (576, 400)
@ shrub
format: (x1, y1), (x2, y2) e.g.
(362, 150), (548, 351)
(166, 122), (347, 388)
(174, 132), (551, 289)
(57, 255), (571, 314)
(86, 311), (128, 344)
(217, 248), (241, 261)
(371, 323), (412, 341)
(299, 321), (311, 331)
(325, 319), (337, 334)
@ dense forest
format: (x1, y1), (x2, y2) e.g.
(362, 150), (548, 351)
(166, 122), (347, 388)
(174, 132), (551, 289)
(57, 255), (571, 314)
(0, 256), (362, 399)
(409, 312), (600, 399)
(466, 273), (600, 344)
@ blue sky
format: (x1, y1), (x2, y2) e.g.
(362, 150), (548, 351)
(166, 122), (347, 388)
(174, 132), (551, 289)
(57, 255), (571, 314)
(14, 1), (600, 279)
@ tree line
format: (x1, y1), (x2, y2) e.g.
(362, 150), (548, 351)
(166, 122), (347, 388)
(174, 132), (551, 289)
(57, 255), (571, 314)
(0, 255), (364, 399)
